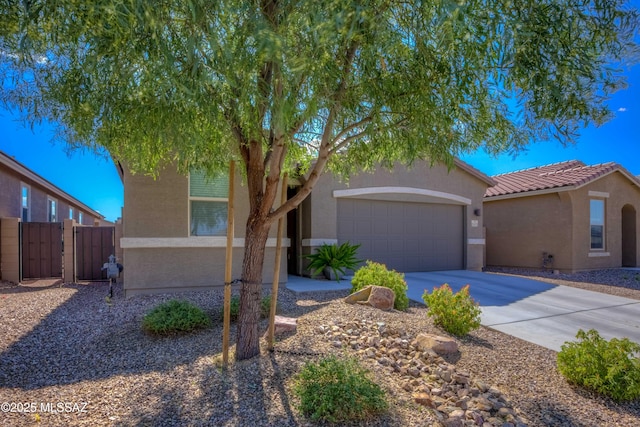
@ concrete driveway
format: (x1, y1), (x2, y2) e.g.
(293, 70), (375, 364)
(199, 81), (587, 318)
(405, 270), (640, 351)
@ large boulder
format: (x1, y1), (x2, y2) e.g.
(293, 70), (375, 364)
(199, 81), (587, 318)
(345, 285), (395, 311)
(415, 333), (459, 355)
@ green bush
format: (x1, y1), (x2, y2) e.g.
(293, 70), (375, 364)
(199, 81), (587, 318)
(305, 242), (362, 280)
(142, 299), (211, 335)
(351, 261), (409, 311)
(557, 329), (640, 401)
(422, 284), (481, 336)
(222, 295), (274, 321)
(292, 355), (387, 423)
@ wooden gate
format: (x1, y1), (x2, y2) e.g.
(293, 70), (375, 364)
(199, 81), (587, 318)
(75, 226), (115, 281)
(21, 222), (63, 279)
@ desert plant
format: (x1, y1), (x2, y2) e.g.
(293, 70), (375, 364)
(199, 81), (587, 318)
(557, 329), (640, 401)
(292, 355), (387, 423)
(305, 242), (362, 281)
(222, 295), (274, 321)
(351, 261), (408, 311)
(422, 284), (481, 336)
(142, 299), (211, 335)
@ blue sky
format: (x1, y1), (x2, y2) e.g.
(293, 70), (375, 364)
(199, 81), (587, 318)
(1, 57), (638, 223)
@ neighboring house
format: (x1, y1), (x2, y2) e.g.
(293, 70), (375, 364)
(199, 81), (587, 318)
(0, 150), (109, 282)
(484, 160), (640, 272)
(120, 159), (494, 296)
(0, 150), (106, 226)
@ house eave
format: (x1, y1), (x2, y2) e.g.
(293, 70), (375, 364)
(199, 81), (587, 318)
(484, 185), (574, 202)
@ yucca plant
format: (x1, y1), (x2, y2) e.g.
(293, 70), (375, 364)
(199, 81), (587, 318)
(305, 242), (362, 281)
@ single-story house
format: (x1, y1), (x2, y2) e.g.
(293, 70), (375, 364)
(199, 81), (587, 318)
(483, 160), (640, 272)
(120, 159), (494, 296)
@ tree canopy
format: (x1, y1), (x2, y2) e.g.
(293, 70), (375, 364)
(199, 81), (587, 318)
(2, 0), (638, 359)
(3, 1), (638, 183)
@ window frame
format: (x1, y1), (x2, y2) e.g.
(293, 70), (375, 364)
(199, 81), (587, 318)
(20, 182), (31, 222)
(188, 170), (229, 237)
(69, 207), (74, 220)
(47, 196), (58, 223)
(589, 198), (605, 251)
(78, 212), (83, 225)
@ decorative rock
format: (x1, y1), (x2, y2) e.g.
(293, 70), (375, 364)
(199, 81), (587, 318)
(453, 373), (470, 385)
(444, 417), (464, 427)
(365, 286), (396, 310)
(416, 333), (459, 355)
(344, 285), (395, 310)
(413, 392), (435, 407)
(449, 409), (466, 419)
(272, 316), (297, 335)
(316, 306), (528, 427)
(468, 410), (484, 425)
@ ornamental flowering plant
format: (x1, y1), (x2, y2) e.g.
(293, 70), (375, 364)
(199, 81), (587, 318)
(422, 284), (481, 336)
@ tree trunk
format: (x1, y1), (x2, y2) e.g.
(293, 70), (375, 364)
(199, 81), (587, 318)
(235, 215), (271, 360)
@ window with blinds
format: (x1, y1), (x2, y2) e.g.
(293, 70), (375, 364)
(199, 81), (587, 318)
(189, 169), (229, 236)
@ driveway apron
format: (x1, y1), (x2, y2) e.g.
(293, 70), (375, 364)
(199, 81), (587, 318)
(404, 270), (640, 351)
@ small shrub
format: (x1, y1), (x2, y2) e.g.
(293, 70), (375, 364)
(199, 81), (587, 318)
(305, 242), (363, 280)
(557, 329), (640, 401)
(292, 355), (387, 423)
(142, 300), (211, 335)
(223, 295), (275, 321)
(351, 261), (409, 311)
(422, 284), (481, 336)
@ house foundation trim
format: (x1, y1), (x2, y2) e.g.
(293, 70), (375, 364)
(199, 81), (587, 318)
(120, 237), (290, 249)
(588, 251), (610, 257)
(332, 186), (471, 205)
(467, 238), (486, 245)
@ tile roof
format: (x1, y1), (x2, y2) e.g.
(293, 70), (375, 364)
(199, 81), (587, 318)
(485, 160), (640, 198)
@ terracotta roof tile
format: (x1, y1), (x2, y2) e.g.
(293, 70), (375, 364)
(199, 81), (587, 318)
(485, 160), (637, 198)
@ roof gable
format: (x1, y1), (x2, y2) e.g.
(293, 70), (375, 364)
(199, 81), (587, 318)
(485, 160), (640, 199)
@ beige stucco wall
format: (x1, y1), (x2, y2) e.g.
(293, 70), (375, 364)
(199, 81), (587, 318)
(484, 171), (640, 272)
(568, 172), (640, 271)
(484, 193), (573, 270)
(123, 247), (286, 296)
(121, 165), (289, 295)
(301, 161), (490, 273)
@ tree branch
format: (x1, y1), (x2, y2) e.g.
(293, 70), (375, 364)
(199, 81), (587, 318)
(269, 38), (360, 222)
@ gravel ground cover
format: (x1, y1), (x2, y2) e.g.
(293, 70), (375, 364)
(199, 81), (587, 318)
(1, 269), (639, 426)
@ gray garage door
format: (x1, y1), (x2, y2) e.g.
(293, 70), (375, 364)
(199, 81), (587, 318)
(337, 199), (464, 272)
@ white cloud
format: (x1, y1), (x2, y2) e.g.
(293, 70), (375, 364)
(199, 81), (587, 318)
(618, 107), (627, 112)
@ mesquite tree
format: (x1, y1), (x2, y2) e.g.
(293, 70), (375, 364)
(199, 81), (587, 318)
(1, 0), (638, 360)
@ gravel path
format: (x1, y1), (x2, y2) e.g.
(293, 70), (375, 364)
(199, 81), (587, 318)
(1, 270), (639, 426)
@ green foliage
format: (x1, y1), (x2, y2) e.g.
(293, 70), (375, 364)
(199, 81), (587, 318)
(292, 355), (387, 423)
(557, 329), (640, 401)
(2, 1), (638, 178)
(304, 242), (362, 281)
(351, 261), (408, 311)
(422, 284), (481, 336)
(222, 295), (274, 321)
(142, 300), (211, 335)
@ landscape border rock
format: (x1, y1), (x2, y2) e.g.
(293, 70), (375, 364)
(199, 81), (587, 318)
(318, 318), (528, 427)
(344, 285), (395, 311)
(415, 333), (459, 355)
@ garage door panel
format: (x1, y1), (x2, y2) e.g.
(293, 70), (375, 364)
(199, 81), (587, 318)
(338, 199), (463, 272)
